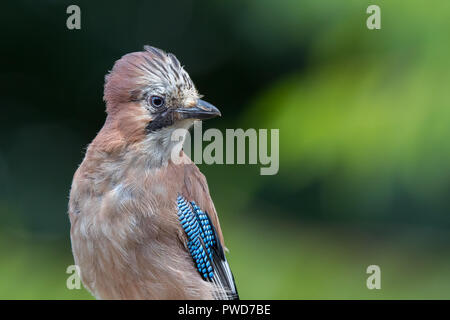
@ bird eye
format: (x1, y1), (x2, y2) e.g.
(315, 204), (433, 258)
(149, 95), (165, 108)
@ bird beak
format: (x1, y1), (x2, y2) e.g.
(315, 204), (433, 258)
(175, 99), (221, 120)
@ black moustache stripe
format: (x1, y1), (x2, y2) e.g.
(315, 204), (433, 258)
(146, 110), (174, 132)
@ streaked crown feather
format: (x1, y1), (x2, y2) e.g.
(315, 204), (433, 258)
(104, 46), (197, 113)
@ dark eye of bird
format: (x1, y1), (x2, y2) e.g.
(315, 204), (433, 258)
(150, 95), (165, 108)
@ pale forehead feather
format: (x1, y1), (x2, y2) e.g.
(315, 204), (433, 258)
(137, 46), (195, 92)
(104, 46), (197, 107)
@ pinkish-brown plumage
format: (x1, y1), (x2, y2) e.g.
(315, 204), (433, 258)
(68, 46), (236, 300)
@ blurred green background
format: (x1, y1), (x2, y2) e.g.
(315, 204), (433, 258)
(1, 0), (450, 299)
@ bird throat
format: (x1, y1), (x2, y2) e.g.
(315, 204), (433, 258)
(140, 119), (193, 168)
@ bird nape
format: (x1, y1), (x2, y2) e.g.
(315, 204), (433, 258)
(68, 45), (239, 300)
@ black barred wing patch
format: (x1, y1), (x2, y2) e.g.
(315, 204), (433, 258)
(177, 195), (239, 300)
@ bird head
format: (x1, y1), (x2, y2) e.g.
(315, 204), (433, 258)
(101, 46), (220, 161)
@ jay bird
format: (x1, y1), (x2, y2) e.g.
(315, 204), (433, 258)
(68, 46), (239, 300)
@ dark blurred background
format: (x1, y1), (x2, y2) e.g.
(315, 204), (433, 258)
(1, 0), (450, 299)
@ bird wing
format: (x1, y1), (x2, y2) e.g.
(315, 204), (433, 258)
(176, 194), (239, 300)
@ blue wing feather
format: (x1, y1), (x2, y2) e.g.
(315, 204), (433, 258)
(177, 195), (239, 299)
